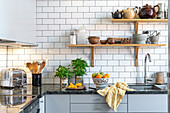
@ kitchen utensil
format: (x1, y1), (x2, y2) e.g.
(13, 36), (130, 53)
(155, 72), (164, 84)
(139, 4), (160, 19)
(111, 10), (123, 19)
(150, 32), (160, 44)
(38, 61), (46, 73)
(0, 68), (27, 88)
(122, 7), (138, 19)
(107, 38), (115, 44)
(32, 62), (38, 74)
(100, 40), (107, 44)
(88, 36), (100, 44)
(32, 73), (42, 86)
(26, 63), (33, 73)
(133, 34), (148, 44)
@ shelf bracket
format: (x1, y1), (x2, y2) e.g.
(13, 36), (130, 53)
(91, 47), (94, 67)
(135, 22), (139, 34)
(135, 47), (139, 67)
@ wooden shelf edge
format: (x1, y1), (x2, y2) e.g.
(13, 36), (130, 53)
(112, 19), (168, 22)
(67, 44), (166, 47)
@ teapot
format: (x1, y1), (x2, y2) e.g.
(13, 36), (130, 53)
(139, 4), (160, 19)
(111, 10), (123, 19)
(122, 8), (138, 19)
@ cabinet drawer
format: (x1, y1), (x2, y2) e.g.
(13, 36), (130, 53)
(71, 94), (127, 104)
(128, 94), (168, 112)
(71, 104), (127, 112)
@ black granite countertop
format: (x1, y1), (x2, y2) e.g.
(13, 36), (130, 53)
(0, 83), (168, 96)
(0, 83), (167, 111)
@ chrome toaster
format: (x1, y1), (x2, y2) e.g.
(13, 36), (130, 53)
(0, 68), (27, 88)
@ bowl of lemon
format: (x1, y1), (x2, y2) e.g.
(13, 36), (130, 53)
(92, 72), (109, 89)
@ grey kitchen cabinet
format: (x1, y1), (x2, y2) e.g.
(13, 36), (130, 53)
(128, 94), (168, 113)
(45, 95), (70, 113)
(71, 94), (127, 113)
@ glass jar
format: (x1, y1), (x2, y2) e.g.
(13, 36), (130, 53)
(75, 76), (84, 85)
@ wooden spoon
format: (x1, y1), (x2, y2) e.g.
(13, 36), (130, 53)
(38, 61), (46, 73)
(32, 62), (38, 74)
(26, 62), (33, 73)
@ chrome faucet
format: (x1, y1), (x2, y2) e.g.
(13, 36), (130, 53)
(144, 53), (152, 84)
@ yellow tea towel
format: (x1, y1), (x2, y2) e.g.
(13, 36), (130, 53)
(97, 82), (135, 112)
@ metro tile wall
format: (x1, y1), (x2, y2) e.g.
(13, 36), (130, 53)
(0, 0), (168, 84)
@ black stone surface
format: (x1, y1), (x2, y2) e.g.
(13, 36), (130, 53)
(0, 83), (168, 96)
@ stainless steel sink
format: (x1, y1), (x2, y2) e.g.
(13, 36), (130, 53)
(154, 85), (167, 90)
(129, 84), (167, 90)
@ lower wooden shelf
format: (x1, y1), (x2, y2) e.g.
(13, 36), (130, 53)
(67, 44), (166, 67)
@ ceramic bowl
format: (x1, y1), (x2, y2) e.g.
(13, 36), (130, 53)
(107, 38), (115, 44)
(92, 78), (109, 89)
(133, 34), (147, 44)
(100, 40), (107, 44)
(88, 36), (100, 44)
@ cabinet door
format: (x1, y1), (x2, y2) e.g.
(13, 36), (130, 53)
(128, 94), (168, 112)
(45, 95), (70, 113)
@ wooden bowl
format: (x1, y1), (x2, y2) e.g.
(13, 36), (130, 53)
(88, 36), (100, 44)
(107, 38), (115, 44)
(100, 40), (107, 44)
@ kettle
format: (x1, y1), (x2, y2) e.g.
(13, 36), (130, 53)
(122, 8), (138, 19)
(111, 10), (123, 19)
(139, 4), (160, 19)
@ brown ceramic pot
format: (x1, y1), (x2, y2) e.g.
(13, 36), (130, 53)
(88, 36), (100, 44)
(100, 40), (107, 44)
(107, 38), (115, 44)
(139, 4), (160, 19)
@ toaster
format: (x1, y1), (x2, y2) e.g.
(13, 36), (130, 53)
(0, 68), (27, 88)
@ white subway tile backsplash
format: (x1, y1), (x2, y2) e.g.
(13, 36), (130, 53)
(72, 13), (83, 18)
(72, 1), (83, 6)
(66, 7), (77, 12)
(78, 7), (89, 12)
(49, 1), (59, 6)
(60, 13), (72, 18)
(60, 1), (71, 6)
(37, 1), (48, 6)
(90, 7), (101, 12)
(96, 1), (107, 6)
(84, 1), (95, 6)
(3, 0), (167, 85)
(43, 7), (54, 12)
(55, 7), (66, 12)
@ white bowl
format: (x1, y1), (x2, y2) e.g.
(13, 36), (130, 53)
(92, 78), (109, 89)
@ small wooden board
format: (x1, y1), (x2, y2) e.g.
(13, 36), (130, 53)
(65, 85), (86, 90)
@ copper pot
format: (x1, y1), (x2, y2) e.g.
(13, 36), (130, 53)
(139, 4), (160, 19)
(88, 36), (100, 44)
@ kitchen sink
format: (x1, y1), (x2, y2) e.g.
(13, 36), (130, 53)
(154, 84), (167, 90)
(129, 85), (163, 90)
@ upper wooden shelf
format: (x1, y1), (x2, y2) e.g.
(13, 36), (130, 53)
(112, 19), (168, 22)
(67, 44), (166, 47)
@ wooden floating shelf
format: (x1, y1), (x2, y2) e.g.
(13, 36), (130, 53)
(67, 44), (166, 67)
(112, 19), (168, 34)
(112, 19), (168, 22)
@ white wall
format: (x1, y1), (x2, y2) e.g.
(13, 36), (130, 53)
(0, 0), (168, 84)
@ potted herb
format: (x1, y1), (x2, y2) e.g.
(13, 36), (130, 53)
(71, 58), (89, 84)
(54, 65), (72, 85)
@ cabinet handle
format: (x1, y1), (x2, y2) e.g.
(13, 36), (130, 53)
(95, 108), (101, 110)
(94, 98), (101, 101)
